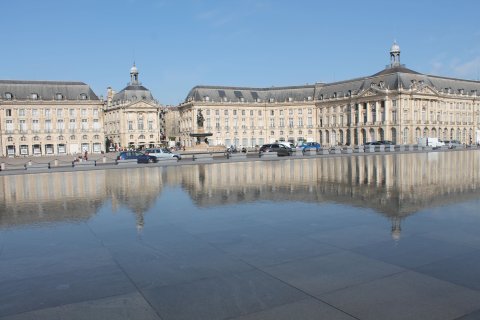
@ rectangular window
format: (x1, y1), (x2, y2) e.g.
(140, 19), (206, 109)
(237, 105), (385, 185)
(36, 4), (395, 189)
(128, 121), (133, 130)
(289, 118), (294, 128)
(45, 109), (51, 118)
(69, 119), (76, 130)
(148, 120), (153, 130)
(33, 120), (40, 131)
(93, 119), (100, 130)
(45, 120), (52, 131)
(19, 109), (25, 117)
(57, 109), (63, 117)
(81, 109), (87, 117)
(269, 118), (275, 128)
(81, 119), (88, 130)
(138, 119), (144, 130)
(19, 120), (27, 132)
(6, 120), (13, 132)
(6, 109), (12, 117)
(93, 109), (99, 117)
(69, 109), (76, 117)
(57, 119), (64, 130)
(32, 109), (38, 117)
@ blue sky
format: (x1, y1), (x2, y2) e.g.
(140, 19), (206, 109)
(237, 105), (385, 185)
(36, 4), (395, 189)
(1, 0), (480, 105)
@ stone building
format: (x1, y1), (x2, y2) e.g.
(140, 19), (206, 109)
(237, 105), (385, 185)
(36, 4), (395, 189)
(0, 80), (104, 157)
(104, 64), (165, 151)
(177, 43), (480, 148)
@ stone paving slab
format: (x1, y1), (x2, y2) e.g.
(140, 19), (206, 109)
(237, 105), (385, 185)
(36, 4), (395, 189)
(141, 269), (308, 320)
(263, 251), (405, 296)
(0, 292), (161, 320)
(230, 298), (357, 320)
(319, 271), (480, 320)
(0, 265), (136, 317)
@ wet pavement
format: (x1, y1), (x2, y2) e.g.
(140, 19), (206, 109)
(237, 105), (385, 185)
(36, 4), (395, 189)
(0, 151), (480, 319)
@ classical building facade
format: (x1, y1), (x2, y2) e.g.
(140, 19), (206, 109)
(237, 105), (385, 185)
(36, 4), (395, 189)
(0, 80), (104, 157)
(177, 43), (480, 148)
(104, 64), (165, 151)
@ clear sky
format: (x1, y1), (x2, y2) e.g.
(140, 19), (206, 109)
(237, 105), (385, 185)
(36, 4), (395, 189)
(1, 0), (480, 105)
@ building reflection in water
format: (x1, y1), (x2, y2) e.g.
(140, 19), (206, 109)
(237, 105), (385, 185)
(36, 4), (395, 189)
(1, 151), (479, 240)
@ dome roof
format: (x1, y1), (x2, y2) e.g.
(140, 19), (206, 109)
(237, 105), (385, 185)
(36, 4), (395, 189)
(390, 41), (400, 53)
(130, 64), (138, 74)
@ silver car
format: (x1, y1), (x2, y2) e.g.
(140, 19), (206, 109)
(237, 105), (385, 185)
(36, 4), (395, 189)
(145, 148), (182, 160)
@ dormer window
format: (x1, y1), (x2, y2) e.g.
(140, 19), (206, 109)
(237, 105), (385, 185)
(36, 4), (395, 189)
(288, 97), (293, 102)
(307, 96), (312, 101)
(31, 93), (39, 100)
(55, 93), (63, 100)
(333, 92), (337, 98)
(269, 98), (275, 103)
(80, 93), (88, 100)
(4, 92), (12, 100)
(204, 95), (210, 102)
(319, 94), (323, 100)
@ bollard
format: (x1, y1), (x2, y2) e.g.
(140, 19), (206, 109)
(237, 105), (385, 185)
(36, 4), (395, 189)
(103, 156), (106, 163)
(0, 163), (4, 171)
(94, 160), (97, 166)
(48, 162), (51, 169)
(54, 159), (58, 167)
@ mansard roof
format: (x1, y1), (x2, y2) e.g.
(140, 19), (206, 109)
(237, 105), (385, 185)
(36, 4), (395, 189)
(185, 84), (316, 103)
(317, 66), (480, 100)
(111, 84), (155, 104)
(0, 80), (99, 101)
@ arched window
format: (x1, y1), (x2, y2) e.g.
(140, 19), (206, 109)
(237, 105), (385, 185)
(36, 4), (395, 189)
(70, 135), (76, 140)
(4, 92), (13, 100)
(82, 135), (88, 140)
(34, 136), (40, 141)
(21, 136), (26, 141)
(139, 135), (145, 139)
(7, 137), (13, 142)
(94, 135), (99, 140)
(58, 135), (64, 141)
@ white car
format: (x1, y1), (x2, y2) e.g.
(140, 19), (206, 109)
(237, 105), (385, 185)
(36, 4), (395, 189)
(145, 148), (181, 160)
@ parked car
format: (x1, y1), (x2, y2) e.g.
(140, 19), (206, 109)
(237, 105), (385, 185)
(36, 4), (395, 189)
(117, 151), (158, 163)
(259, 143), (293, 156)
(443, 140), (463, 149)
(377, 140), (395, 145)
(299, 142), (321, 152)
(363, 140), (394, 146)
(145, 148), (181, 160)
(279, 141), (295, 149)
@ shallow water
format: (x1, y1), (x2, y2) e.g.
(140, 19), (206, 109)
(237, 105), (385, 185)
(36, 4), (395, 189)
(1, 151), (480, 320)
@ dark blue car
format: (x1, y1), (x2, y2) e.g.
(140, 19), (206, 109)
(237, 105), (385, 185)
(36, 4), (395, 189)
(300, 142), (321, 152)
(116, 151), (157, 163)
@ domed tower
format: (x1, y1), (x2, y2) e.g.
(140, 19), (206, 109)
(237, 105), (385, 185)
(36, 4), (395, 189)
(390, 41), (401, 67)
(130, 63), (139, 85)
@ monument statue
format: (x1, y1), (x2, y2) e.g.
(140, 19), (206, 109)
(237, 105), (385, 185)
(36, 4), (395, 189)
(197, 109), (205, 128)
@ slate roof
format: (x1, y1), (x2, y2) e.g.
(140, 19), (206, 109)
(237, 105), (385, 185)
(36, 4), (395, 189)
(184, 65), (480, 103)
(185, 85), (316, 103)
(111, 84), (154, 103)
(0, 80), (99, 101)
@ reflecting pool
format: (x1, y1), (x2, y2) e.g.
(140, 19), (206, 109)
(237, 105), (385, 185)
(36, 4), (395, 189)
(1, 151), (480, 320)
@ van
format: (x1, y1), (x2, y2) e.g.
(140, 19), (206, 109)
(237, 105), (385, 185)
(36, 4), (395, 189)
(417, 137), (445, 148)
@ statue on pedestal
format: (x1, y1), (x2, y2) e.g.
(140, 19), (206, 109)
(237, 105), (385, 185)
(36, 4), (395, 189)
(197, 109), (204, 128)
